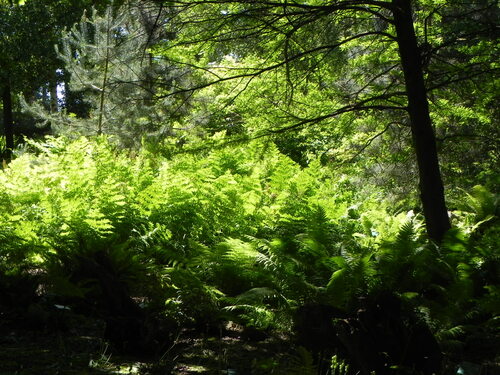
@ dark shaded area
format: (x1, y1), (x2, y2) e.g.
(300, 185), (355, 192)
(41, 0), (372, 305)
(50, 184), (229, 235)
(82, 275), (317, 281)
(0, 111), (50, 138)
(0, 243), (498, 374)
(53, 249), (175, 356)
(0, 294), (291, 374)
(1, 84), (14, 161)
(295, 293), (443, 375)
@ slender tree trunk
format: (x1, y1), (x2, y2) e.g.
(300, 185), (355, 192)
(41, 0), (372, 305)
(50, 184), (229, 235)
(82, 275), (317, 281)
(51, 81), (59, 113)
(2, 83), (14, 161)
(392, 0), (451, 243)
(98, 13), (112, 136)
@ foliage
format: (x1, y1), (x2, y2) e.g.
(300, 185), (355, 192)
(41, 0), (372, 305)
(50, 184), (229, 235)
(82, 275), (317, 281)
(0, 134), (497, 371)
(159, 0), (500, 242)
(331, 355), (350, 375)
(0, 1), (498, 372)
(0, 136), (350, 315)
(287, 346), (318, 375)
(21, 2), (187, 148)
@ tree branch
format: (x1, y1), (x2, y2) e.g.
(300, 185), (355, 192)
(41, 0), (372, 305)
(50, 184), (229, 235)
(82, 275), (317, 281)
(157, 30), (396, 98)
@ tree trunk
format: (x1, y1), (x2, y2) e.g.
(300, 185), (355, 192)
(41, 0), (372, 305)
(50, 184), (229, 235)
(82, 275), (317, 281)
(50, 81), (59, 113)
(2, 83), (14, 162)
(392, 0), (451, 243)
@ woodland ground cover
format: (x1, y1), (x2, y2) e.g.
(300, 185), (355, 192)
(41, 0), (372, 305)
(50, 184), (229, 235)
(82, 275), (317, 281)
(0, 0), (499, 373)
(0, 135), (498, 374)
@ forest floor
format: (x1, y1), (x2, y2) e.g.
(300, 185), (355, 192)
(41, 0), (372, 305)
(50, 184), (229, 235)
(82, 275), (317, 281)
(0, 308), (294, 375)
(2, 305), (498, 375)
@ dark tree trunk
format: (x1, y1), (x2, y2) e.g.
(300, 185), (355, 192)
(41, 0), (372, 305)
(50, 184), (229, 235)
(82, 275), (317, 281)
(392, 0), (451, 243)
(2, 83), (14, 161)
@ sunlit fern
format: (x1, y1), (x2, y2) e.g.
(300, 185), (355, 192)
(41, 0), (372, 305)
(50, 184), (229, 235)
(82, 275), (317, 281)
(223, 286), (289, 329)
(326, 251), (377, 310)
(331, 354), (350, 375)
(454, 185), (498, 234)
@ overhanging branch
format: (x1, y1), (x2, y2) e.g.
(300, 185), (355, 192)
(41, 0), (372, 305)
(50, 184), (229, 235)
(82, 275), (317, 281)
(157, 30), (396, 98)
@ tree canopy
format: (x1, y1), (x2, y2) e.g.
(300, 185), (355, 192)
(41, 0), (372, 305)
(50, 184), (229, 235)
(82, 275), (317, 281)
(154, 0), (498, 241)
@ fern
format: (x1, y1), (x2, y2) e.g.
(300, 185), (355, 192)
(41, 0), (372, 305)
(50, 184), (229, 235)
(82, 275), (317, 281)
(6, 134), (474, 363)
(287, 347), (318, 375)
(464, 185), (498, 222)
(435, 325), (465, 354)
(394, 220), (419, 252)
(453, 185), (499, 235)
(331, 355), (350, 375)
(223, 304), (276, 329)
(222, 286), (290, 329)
(375, 220), (430, 293)
(326, 252), (377, 310)
(306, 205), (339, 255)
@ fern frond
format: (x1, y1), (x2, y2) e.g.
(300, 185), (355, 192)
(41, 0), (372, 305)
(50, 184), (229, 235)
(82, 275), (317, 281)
(234, 287), (286, 307)
(394, 220), (417, 253)
(465, 185), (498, 220)
(221, 238), (259, 264)
(287, 347), (317, 375)
(331, 354), (350, 375)
(435, 325), (465, 353)
(223, 303), (275, 329)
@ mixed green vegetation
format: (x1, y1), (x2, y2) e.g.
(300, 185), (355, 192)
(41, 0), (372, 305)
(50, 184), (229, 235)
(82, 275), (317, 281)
(0, 0), (498, 374)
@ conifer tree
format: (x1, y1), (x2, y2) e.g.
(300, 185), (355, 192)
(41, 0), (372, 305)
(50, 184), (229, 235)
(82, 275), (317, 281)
(24, 1), (187, 147)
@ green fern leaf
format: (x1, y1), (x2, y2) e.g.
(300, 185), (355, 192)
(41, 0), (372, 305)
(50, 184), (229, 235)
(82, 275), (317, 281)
(288, 347), (317, 375)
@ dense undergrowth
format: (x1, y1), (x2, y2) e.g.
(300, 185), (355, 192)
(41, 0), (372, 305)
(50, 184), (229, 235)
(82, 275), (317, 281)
(0, 136), (498, 374)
